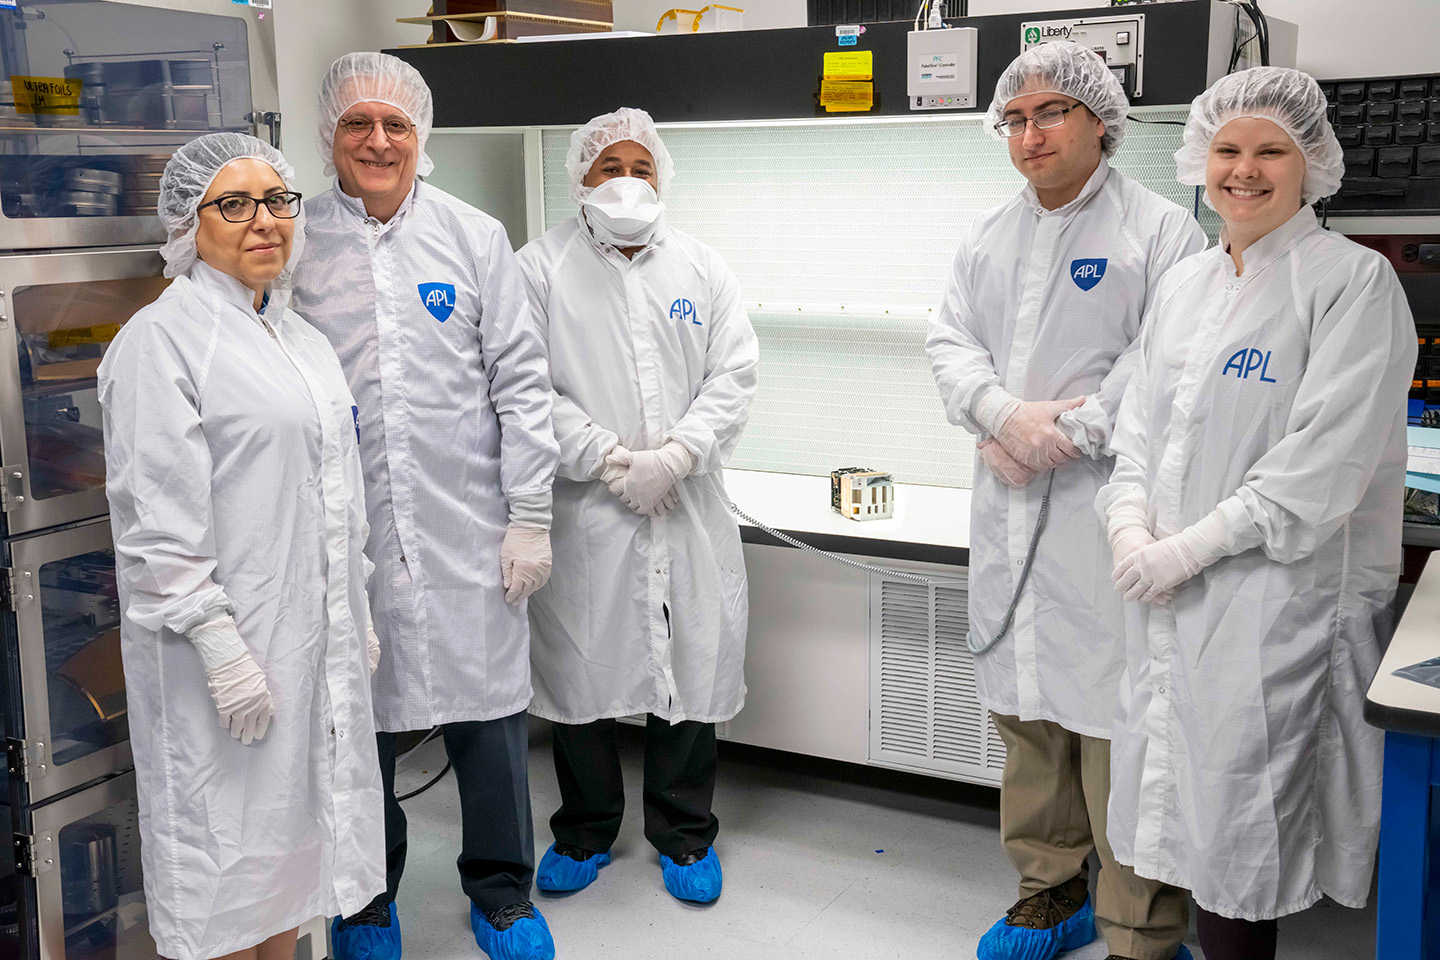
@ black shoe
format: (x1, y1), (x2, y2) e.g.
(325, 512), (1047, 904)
(336, 900), (393, 930)
(552, 842), (599, 863)
(668, 847), (709, 867)
(485, 900), (538, 933)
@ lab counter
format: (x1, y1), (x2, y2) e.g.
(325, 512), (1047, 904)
(724, 469), (970, 567)
(1365, 556), (1440, 960)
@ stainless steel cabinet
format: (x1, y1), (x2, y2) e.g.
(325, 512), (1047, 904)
(0, 0), (280, 249)
(5, 518), (127, 806)
(0, 247), (167, 537)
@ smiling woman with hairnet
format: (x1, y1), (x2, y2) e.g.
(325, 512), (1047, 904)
(98, 133), (384, 960)
(1098, 67), (1416, 960)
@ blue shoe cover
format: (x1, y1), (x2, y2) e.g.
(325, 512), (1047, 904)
(976, 896), (1095, 960)
(470, 903), (556, 960)
(331, 901), (401, 960)
(660, 847), (723, 903)
(536, 843), (611, 892)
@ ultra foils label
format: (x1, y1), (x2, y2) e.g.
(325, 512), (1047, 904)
(11, 76), (83, 115)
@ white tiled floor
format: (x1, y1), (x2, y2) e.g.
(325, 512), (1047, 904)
(386, 721), (1375, 960)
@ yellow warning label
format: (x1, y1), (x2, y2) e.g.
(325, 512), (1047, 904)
(11, 75), (83, 115)
(819, 79), (874, 112)
(822, 50), (873, 80)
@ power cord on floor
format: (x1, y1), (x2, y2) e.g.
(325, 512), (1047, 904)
(396, 725), (452, 802)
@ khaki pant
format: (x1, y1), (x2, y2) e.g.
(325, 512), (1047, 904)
(992, 712), (1189, 960)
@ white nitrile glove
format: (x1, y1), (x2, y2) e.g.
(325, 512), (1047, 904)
(594, 444), (631, 489)
(609, 440), (695, 515)
(1108, 526), (1173, 607)
(367, 625), (381, 676)
(1112, 508), (1232, 605)
(500, 523), (552, 605)
(187, 615), (273, 745)
(977, 438), (1039, 488)
(992, 396), (1087, 470)
(649, 488), (680, 518)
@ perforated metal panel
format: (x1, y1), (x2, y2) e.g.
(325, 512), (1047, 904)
(542, 112), (1217, 488)
(868, 572), (1005, 785)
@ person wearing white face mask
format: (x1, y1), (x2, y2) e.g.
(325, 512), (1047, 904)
(1098, 67), (1415, 960)
(516, 107), (758, 905)
(291, 53), (560, 960)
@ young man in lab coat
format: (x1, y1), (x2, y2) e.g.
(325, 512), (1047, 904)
(516, 107), (759, 905)
(291, 53), (561, 960)
(926, 43), (1207, 960)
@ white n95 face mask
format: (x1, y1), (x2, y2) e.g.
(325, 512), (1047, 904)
(581, 176), (665, 247)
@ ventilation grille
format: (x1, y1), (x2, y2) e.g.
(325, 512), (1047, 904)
(868, 570), (1004, 785)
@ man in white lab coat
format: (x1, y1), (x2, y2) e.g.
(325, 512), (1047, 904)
(291, 53), (560, 960)
(517, 108), (759, 906)
(926, 43), (1206, 960)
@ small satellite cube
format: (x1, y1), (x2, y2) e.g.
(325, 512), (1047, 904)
(831, 467), (895, 521)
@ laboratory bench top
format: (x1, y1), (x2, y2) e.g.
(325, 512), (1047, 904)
(724, 470), (970, 568)
(1367, 557), (1440, 738)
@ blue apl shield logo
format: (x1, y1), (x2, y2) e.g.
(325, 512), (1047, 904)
(418, 282), (456, 322)
(670, 297), (700, 325)
(351, 405), (361, 443)
(1070, 258), (1108, 291)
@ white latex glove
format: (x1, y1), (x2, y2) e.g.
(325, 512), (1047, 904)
(187, 615), (274, 745)
(367, 625), (381, 676)
(595, 444), (630, 489)
(977, 438), (1038, 488)
(650, 488), (680, 518)
(1108, 526), (1172, 607)
(1113, 536), (1203, 604)
(994, 397), (1087, 470)
(1112, 508), (1234, 604)
(500, 523), (552, 605)
(607, 440), (696, 515)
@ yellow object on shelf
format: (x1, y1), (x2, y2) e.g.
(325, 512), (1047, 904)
(656, 4), (741, 33)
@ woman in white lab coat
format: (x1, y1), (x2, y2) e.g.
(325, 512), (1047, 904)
(1097, 68), (1415, 960)
(99, 133), (385, 960)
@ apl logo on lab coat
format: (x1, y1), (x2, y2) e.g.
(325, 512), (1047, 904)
(670, 298), (700, 325)
(1070, 258), (1107, 291)
(1222, 348), (1278, 382)
(418, 282), (456, 322)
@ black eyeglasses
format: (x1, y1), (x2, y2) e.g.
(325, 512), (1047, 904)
(338, 116), (415, 142)
(993, 104), (1080, 138)
(198, 191), (303, 223)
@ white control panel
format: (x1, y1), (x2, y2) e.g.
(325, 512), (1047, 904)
(907, 27), (980, 111)
(1020, 14), (1145, 97)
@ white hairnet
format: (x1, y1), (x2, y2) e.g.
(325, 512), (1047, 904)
(985, 41), (1129, 155)
(317, 52), (434, 178)
(157, 132), (305, 284)
(1174, 66), (1344, 205)
(565, 107), (675, 204)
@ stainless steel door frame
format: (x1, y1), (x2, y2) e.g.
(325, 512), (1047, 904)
(0, 0), (279, 250)
(26, 771), (153, 960)
(9, 517), (129, 804)
(0, 246), (165, 535)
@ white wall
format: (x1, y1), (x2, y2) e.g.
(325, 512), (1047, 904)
(967, 0), (1439, 79)
(272, 0), (430, 197)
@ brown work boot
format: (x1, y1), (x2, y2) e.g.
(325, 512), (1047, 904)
(1004, 874), (1090, 929)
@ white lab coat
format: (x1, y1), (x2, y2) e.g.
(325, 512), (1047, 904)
(292, 181), (559, 731)
(99, 261), (384, 960)
(517, 215), (759, 724)
(926, 160), (1207, 737)
(1098, 206), (1415, 919)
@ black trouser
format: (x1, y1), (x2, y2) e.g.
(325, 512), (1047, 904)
(368, 710), (535, 914)
(549, 714), (719, 859)
(1196, 908), (1277, 960)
